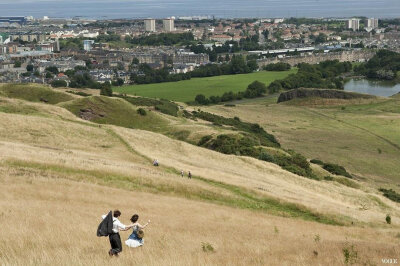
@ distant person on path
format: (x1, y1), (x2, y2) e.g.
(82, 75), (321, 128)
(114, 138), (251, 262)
(181, 170), (184, 177)
(188, 171), (192, 179)
(101, 210), (133, 257)
(153, 159), (159, 166)
(125, 214), (151, 248)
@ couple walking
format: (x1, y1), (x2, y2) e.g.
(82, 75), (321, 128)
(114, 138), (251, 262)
(98, 210), (150, 256)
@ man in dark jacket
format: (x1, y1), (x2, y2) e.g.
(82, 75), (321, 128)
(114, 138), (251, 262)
(97, 211), (113, 237)
(100, 210), (133, 256)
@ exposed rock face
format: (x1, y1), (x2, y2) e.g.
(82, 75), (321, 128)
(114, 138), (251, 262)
(277, 88), (375, 103)
(79, 108), (105, 120)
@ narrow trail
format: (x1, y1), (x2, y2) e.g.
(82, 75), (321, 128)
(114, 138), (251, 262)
(104, 127), (344, 225)
(306, 108), (400, 152)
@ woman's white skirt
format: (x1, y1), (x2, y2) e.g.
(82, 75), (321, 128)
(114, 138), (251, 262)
(125, 238), (144, 248)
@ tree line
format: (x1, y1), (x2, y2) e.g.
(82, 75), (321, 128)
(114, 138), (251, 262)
(130, 55), (258, 85)
(354, 50), (400, 81)
(268, 60), (352, 93)
(194, 80), (267, 105)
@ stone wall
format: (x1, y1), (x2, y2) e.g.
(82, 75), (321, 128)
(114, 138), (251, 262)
(257, 50), (376, 68)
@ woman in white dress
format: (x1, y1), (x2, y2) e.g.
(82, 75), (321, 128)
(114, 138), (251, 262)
(125, 214), (150, 248)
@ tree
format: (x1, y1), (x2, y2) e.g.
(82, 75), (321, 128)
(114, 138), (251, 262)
(45, 66), (59, 74)
(247, 60), (258, 72)
(51, 80), (67, 88)
(26, 64), (34, 72)
(314, 33), (327, 44)
(244, 81), (267, 98)
(100, 82), (113, 96)
(268, 81), (282, 93)
(195, 94), (208, 105)
(264, 63), (291, 71)
(230, 56), (249, 74)
(14, 61), (21, 68)
(132, 58), (140, 65)
(112, 78), (124, 86)
(85, 60), (92, 69)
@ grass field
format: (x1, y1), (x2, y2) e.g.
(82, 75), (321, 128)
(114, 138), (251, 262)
(205, 95), (400, 186)
(2, 166), (398, 266)
(114, 70), (296, 102)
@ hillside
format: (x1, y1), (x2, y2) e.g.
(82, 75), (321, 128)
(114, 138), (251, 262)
(0, 83), (75, 104)
(114, 70), (296, 102)
(0, 84), (399, 265)
(60, 96), (168, 131)
(205, 94), (400, 185)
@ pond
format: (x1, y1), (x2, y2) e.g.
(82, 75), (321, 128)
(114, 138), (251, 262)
(344, 79), (400, 97)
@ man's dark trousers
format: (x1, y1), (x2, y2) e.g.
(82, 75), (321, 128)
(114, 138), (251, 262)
(109, 233), (122, 255)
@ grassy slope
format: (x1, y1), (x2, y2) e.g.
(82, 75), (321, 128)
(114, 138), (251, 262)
(1, 97), (399, 224)
(60, 96), (169, 132)
(0, 83), (74, 104)
(0, 83), (240, 145)
(114, 69), (296, 102)
(205, 96), (400, 185)
(0, 94), (400, 264)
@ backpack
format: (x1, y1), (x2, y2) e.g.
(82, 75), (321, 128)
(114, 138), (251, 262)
(97, 211), (113, 237)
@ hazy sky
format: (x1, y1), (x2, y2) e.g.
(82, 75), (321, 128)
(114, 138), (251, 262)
(0, 0), (399, 18)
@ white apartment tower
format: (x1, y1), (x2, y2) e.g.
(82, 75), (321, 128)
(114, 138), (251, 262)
(347, 19), (360, 31)
(365, 18), (379, 29)
(163, 18), (175, 32)
(144, 19), (156, 32)
(83, 40), (95, 51)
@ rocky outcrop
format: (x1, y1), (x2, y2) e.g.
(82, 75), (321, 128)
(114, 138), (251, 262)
(277, 88), (376, 103)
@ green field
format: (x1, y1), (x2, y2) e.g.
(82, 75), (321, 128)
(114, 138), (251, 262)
(114, 69), (296, 102)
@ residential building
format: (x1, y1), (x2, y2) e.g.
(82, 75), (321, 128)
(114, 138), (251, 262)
(210, 35), (232, 43)
(144, 19), (156, 32)
(163, 18), (175, 32)
(10, 33), (47, 43)
(347, 19), (360, 31)
(365, 18), (379, 30)
(274, 18), (284, 24)
(83, 40), (95, 51)
(89, 70), (114, 83)
(37, 59), (86, 73)
(174, 51), (209, 65)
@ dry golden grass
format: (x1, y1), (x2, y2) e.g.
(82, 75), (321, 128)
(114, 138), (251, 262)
(0, 101), (399, 225)
(281, 97), (385, 107)
(115, 127), (400, 224)
(0, 165), (399, 266)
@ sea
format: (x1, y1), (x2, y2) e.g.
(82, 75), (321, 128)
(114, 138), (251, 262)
(0, 0), (399, 19)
